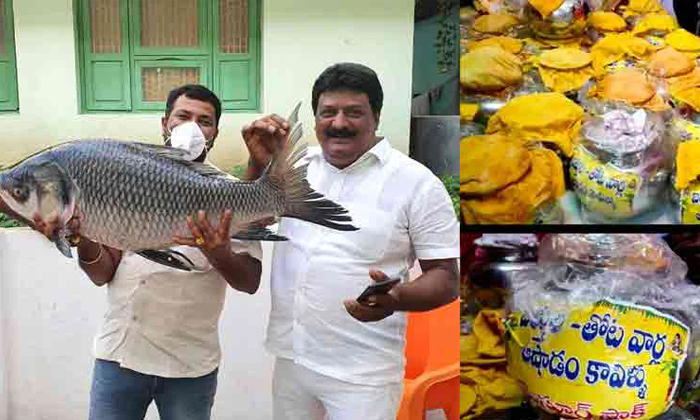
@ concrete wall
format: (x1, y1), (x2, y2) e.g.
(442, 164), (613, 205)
(0, 228), (277, 420)
(0, 0), (415, 171)
(0, 228), (427, 420)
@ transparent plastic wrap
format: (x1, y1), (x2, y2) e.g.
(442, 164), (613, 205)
(461, 121), (486, 137)
(578, 76), (674, 119)
(536, 234), (689, 283)
(569, 109), (674, 222)
(461, 70), (548, 126)
(522, 0), (590, 40)
(505, 249), (700, 419)
(671, 170), (700, 225)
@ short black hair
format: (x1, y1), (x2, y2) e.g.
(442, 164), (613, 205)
(311, 63), (383, 118)
(165, 84), (222, 126)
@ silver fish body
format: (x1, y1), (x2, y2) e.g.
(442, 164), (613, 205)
(0, 123), (357, 255)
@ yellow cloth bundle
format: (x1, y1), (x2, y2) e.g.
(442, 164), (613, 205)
(460, 46), (523, 92)
(462, 148), (565, 224)
(473, 14), (520, 34)
(631, 13), (677, 36)
(590, 32), (656, 76)
(588, 11), (628, 32)
(467, 36), (524, 54)
(527, 0), (565, 17)
(676, 140), (700, 190)
(460, 133), (532, 196)
(534, 48), (594, 92)
(486, 92), (583, 157)
(460, 309), (525, 419)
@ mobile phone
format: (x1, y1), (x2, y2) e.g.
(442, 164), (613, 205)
(356, 277), (401, 303)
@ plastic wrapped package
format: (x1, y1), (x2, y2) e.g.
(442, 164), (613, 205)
(569, 109), (674, 222)
(461, 63), (550, 125)
(503, 235), (700, 419)
(523, 0), (590, 40)
(581, 68), (671, 113)
(462, 122), (486, 138)
(672, 140), (700, 224)
(536, 234), (689, 283)
(466, 235), (540, 312)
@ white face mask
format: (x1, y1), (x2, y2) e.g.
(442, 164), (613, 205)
(166, 121), (208, 161)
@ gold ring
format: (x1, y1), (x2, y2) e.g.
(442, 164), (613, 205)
(195, 237), (204, 246)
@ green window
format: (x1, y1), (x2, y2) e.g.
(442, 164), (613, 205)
(75, 0), (260, 113)
(0, 0), (19, 111)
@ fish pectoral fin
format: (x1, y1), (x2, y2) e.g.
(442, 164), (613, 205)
(53, 232), (73, 259)
(136, 249), (197, 272)
(231, 226), (288, 242)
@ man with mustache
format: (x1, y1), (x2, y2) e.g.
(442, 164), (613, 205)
(242, 62), (460, 420)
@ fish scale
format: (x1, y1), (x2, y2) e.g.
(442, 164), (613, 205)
(1, 119), (357, 261)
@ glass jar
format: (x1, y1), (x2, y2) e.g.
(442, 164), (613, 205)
(525, 0), (588, 40)
(569, 110), (672, 222)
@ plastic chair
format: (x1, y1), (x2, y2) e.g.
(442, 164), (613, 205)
(397, 298), (460, 420)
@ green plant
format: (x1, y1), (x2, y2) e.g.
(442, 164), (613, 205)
(436, 0), (459, 74)
(229, 164), (248, 180)
(440, 173), (459, 219)
(0, 211), (22, 228)
(0, 164), (23, 228)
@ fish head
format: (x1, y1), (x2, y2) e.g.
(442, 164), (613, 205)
(0, 159), (80, 225)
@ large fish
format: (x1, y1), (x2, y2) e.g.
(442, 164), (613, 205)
(0, 104), (358, 270)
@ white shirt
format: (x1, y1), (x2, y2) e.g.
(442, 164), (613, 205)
(265, 139), (460, 386)
(93, 239), (262, 378)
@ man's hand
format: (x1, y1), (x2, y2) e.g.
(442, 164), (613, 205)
(32, 211), (63, 240)
(241, 114), (289, 180)
(174, 210), (262, 294)
(173, 210), (234, 259)
(343, 269), (400, 323)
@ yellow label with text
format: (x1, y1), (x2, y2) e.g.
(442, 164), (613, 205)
(570, 146), (642, 217)
(673, 118), (700, 142)
(506, 299), (689, 420)
(680, 180), (700, 224)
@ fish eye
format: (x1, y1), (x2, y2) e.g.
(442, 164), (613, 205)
(12, 187), (26, 199)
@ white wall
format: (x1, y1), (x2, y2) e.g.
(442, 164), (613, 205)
(0, 0), (415, 171)
(0, 228), (276, 420)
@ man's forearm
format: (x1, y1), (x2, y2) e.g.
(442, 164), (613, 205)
(77, 239), (121, 287)
(393, 259), (459, 312)
(244, 158), (267, 181)
(207, 250), (262, 294)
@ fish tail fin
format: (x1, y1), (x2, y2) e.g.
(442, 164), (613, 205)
(259, 121), (359, 232)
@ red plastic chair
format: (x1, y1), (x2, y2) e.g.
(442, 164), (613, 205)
(397, 299), (460, 420)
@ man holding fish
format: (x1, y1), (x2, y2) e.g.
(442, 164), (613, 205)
(242, 62), (460, 420)
(0, 85), (268, 420)
(0, 62), (458, 419)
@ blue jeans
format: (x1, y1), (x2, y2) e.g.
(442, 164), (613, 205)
(89, 359), (218, 420)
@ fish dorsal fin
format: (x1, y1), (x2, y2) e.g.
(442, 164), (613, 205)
(287, 101), (302, 128)
(128, 142), (232, 178)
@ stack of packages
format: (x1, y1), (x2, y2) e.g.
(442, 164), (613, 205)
(461, 309), (525, 419)
(460, 0), (700, 224)
(460, 234), (542, 419)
